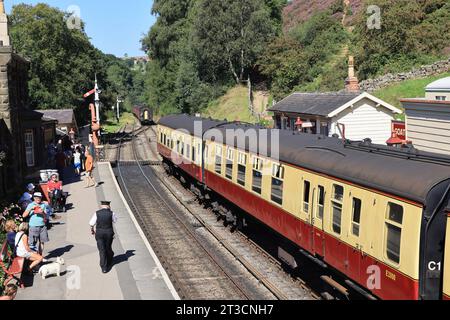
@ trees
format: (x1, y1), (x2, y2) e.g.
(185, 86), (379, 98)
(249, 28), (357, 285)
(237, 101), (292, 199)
(9, 4), (101, 112)
(9, 3), (142, 124)
(354, 0), (450, 79)
(193, 0), (275, 84)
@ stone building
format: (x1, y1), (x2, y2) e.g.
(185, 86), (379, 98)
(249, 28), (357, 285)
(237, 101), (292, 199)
(0, 1), (53, 196)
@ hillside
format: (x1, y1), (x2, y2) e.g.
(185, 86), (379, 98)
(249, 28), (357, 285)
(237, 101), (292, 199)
(372, 72), (450, 109)
(203, 86), (258, 123)
(283, 0), (364, 31)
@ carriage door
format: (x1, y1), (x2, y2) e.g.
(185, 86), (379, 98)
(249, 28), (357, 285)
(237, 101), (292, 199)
(311, 185), (326, 257)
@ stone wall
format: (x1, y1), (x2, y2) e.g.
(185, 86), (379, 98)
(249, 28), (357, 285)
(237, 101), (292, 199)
(358, 57), (450, 92)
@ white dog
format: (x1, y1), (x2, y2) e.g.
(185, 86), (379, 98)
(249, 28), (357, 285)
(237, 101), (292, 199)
(38, 257), (65, 280)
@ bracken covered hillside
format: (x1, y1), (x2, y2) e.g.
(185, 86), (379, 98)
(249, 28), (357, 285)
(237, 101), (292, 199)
(283, 0), (364, 31)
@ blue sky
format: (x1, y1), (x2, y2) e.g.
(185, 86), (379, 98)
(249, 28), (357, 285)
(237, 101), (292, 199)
(5, 0), (156, 57)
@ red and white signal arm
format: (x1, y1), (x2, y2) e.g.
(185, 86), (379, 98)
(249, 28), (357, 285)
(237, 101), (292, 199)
(392, 120), (406, 141)
(83, 88), (96, 98)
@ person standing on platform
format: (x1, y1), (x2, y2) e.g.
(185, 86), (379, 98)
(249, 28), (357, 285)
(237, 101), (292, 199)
(89, 201), (117, 273)
(74, 148), (82, 176)
(84, 150), (98, 188)
(22, 193), (50, 256)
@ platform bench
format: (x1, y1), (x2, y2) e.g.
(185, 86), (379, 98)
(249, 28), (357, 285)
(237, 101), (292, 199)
(0, 241), (25, 288)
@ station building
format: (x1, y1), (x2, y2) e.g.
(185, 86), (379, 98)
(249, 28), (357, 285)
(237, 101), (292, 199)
(401, 76), (450, 155)
(269, 57), (402, 145)
(0, 2), (55, 196)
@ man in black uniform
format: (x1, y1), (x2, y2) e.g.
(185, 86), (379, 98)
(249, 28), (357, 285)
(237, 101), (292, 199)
(89, 201), (117, 273)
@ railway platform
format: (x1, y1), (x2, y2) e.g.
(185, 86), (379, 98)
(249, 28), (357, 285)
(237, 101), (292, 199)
(15, 163), (178, 300)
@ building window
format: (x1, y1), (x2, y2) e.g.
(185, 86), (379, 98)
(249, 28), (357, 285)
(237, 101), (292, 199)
(25, 130), (35, 167)
(271, 164), (284, 205)
(436, 96), (447, 101)
(237, 153), (247, 187)
(252, 157), (263, 194)
(226, 148), (234, 180)
(317, 185), (325, 220)
(351, 198), (362, 237)
(331, 185), (344, 235)
(385, 202), (403, 264)
(303, 180), (311, 213)
(215, 145), (223, 174)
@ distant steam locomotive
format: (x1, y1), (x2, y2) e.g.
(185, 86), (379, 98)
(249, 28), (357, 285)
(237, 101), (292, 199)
(132, 105), (153, 125)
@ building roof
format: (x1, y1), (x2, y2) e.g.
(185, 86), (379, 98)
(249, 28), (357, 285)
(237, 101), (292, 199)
(268, 92), (402, 117)
(426, 77), (450, 92)
(159, 114), (450, 204)
(401, 98), (450, 106)
(36, 109), (76, 125)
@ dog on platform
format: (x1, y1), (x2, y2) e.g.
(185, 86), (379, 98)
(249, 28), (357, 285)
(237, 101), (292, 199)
(38, 257), (65, 280)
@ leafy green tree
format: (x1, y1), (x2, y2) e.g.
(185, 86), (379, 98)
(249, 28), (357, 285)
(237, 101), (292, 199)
(354, 0), (450, 78)
(193, 0), (275, 83)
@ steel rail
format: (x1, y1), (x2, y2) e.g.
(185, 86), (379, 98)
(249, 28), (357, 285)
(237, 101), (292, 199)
(142, 127), (291, 300)
(117, 124), (253, 300)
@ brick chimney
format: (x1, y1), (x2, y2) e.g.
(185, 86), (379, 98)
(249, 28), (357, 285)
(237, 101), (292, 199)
(345, 56), (360, 93)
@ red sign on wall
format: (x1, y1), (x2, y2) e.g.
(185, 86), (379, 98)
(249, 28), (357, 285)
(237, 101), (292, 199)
(392, 121), (406, 141)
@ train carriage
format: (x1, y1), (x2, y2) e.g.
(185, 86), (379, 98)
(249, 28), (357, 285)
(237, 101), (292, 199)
(157, 114), (450, 300)
(445, 204), (450, 300)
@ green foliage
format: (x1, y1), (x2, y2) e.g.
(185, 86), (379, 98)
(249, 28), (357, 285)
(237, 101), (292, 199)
(373, 72), (450, 108)
(354, 0), (450, 79)
(259, 11), (349, 99)
(9, 3), (143, 125)
(142, 0), (284, 116)
(193, 0), (276, 83)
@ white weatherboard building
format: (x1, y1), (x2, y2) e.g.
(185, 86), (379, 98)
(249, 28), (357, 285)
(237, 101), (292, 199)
(402, 76), (450, 155)
(269, 92), (402, 145)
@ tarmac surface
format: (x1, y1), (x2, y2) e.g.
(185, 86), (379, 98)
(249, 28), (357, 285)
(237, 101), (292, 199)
(15, 163), (178, 300)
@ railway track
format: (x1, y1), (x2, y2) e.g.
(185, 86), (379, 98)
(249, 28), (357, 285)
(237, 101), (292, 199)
(115, 125), (276, 300)
(138, 126), (318, 300)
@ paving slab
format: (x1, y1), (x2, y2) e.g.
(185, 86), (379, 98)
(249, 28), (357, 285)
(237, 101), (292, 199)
(15, 163), (178, 300)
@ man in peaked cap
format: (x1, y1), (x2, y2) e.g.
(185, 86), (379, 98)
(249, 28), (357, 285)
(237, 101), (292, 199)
(89, 201), (117, 273)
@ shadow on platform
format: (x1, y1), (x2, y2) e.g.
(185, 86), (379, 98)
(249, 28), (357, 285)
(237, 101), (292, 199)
(112, 250), (136, 268)
(46, 245), (74, 260)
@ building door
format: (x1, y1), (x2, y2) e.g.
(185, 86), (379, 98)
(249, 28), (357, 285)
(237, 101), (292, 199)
(24, 130), (35, 167)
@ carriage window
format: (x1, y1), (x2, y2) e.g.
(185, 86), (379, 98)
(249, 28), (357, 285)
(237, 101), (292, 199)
(163, 134), (167, 146)
(181, 142), (185, 156)
(303, 181), (310, 213)
(351, 198), (362, 237)
(271, 164), (284, 206)
(252, 157), (263, 194)
(215, 145), (223, 174)
(331, 184), (344, 235)
(176, 140), (180, 154)
(186, 144), (190, 159)
(385, 203), (403, 264)
(317, 185), (325, 220)
(237, 153), (247, 187)
(192, 146), (196, 162)
(226, 148), (234, 180)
